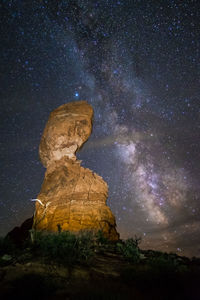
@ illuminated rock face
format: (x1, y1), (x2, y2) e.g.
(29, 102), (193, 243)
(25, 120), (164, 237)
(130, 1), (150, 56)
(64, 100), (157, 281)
(33, 101), (119, 240)
(39, 101), (93, 167)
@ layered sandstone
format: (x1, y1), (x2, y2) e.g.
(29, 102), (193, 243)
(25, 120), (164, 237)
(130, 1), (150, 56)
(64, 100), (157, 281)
(33, 101), (119, 240)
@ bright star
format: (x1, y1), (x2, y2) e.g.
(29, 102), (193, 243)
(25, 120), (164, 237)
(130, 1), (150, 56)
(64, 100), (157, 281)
(75, 92), (79, 97)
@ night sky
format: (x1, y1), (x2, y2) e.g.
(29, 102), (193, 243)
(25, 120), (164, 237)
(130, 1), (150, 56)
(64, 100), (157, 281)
(1, 0), (200, 257)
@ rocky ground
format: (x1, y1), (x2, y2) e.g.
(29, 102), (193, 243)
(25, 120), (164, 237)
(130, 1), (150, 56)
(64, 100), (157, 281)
(0, 244), (200, 300)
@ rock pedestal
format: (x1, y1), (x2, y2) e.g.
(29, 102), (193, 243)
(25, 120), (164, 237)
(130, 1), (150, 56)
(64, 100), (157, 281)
(33, 101), (119, 240)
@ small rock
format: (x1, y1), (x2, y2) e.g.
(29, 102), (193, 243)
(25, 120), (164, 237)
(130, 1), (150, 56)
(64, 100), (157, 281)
(1, 254), (12, 261)
(15, 263), (22, 267)
(140, 254), (146, 260)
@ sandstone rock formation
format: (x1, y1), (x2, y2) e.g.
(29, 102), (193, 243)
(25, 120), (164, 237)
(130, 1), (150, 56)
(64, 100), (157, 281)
(33, 101), (119, 240)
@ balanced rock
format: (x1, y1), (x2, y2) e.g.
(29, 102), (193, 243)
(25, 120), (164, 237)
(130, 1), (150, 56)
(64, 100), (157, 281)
(33, 101), (119, 240)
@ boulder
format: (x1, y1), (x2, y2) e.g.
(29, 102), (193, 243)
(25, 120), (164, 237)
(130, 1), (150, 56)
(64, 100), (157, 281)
(6, 217), (33, 246)
(39, 101), (93, 167)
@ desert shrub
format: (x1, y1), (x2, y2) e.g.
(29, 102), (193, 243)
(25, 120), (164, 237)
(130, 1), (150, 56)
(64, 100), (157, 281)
(117, 238), (141, 263)
(0, 236), (18, 266)
(148, 253), (184, 275)
(76, 231), (94, 261)
(95, 230), (108, 245)
(32, 230), (94, 265)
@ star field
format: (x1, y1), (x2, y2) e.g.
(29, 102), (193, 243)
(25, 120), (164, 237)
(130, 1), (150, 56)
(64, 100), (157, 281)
(0, 0), (200, 257)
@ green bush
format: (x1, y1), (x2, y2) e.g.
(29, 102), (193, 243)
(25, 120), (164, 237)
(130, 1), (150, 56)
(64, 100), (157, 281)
(117, 238), (141, 263)
(32, 230), (94, 265)
(75, 231), (94, 261)
(95, 230), (108, 245)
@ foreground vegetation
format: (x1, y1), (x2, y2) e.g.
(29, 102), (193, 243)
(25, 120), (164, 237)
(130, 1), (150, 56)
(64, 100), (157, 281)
(0, 230), (200, 299)
(0, 229), (198, 270)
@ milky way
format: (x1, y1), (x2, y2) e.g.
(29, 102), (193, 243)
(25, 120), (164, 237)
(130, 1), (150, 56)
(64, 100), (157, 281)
(0, 0), (200, 257)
